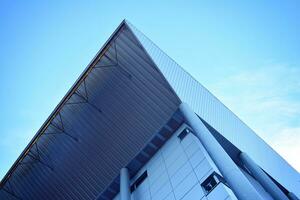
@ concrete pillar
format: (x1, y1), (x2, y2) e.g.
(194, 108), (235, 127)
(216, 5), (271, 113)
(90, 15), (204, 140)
(179, 102), (263, 200)
(240, 152), (289, 200)
(120, 168), (130, 200)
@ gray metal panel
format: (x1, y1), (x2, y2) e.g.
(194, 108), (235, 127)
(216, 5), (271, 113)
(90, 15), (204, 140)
(0, 23), (180, 200)
(126, 21), (300, 197)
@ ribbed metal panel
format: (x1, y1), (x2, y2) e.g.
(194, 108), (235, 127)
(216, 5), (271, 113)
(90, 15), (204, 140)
(127, 21), (300, 196)
(97, 111), (184, 200)
(0, 22), (180, 200)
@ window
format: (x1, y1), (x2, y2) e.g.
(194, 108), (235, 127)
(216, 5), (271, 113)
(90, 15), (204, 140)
(130, 171), (148, 192)
(178, 128), (192, 141)
(201, 172), (225, 195)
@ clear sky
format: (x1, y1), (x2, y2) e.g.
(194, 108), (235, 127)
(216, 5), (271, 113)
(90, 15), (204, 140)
(1, 0), (300, 180)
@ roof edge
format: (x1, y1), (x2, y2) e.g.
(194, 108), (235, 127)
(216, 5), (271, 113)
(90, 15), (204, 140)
(0, 20), (127, 188)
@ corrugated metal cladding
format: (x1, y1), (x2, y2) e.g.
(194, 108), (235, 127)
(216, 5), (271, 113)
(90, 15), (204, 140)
(0, 22), (181, 200)
(127, 21), (300, 196)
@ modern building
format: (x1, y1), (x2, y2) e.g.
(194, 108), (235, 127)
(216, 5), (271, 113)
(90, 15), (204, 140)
(0, 20), (299, 200)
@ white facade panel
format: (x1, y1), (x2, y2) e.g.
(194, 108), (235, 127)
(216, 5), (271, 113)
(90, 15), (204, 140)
(126, 21), (300, 196)
(113, 124), (237, 200)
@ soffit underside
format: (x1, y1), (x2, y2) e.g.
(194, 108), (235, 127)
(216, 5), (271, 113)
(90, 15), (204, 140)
(0, 23), (181, 200)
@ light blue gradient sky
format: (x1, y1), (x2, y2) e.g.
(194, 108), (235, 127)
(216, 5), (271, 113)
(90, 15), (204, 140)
(1, 1), (300, 179)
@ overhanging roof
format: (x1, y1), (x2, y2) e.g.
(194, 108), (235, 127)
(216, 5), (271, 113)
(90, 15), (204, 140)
(0, 20), (181, 200)
(1, 20), (299, 199)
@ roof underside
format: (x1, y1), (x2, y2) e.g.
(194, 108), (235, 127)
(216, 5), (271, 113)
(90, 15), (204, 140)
(1, 20), (300, 199)
(0, 22), (181, 200)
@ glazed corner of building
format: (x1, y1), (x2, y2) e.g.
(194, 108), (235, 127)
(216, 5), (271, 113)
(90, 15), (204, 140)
(1, 19), (299, 200)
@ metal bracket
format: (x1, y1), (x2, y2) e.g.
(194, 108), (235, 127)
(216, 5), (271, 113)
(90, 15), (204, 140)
(20, 143), (54, 171)
(93, 41), (132, 79)
(44, 112), (79, 142)
(65, 79), (102, 114)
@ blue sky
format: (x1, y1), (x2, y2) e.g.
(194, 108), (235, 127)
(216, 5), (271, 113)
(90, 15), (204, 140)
(0, 0), (300, 179)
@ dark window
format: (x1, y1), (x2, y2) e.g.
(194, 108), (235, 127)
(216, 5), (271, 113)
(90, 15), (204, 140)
(178, 128), (191, 141)
(201, 172), (225, 195)
(130, 171), (148, 192)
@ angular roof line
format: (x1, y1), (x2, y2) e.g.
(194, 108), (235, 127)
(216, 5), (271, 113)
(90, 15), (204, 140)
(124, 20), (181, 103)
(2, 20), (299, 198)
(0, 20), (128, 188)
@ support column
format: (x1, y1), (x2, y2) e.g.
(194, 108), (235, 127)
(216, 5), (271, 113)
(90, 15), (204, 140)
(179, 102), (263, 200)
(239, 152), (289, 200)
(120, 168), (131, 200)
